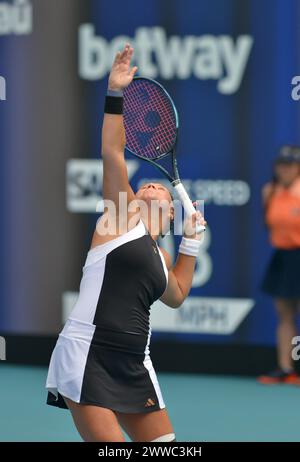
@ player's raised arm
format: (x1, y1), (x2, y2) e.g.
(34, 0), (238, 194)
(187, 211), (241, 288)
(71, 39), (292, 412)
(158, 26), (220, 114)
(101, 44), (138, 210)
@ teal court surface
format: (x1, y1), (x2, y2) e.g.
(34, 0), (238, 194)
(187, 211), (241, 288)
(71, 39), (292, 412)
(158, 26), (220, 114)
(0, 364), (299, 442)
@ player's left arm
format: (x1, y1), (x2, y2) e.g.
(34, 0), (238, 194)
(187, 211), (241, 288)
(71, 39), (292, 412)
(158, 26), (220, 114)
(159, 249), (196, 308)
(159, 212), (206, 309)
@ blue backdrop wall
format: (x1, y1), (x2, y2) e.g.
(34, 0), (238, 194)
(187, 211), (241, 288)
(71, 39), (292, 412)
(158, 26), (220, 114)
(0, 0), (300, 353)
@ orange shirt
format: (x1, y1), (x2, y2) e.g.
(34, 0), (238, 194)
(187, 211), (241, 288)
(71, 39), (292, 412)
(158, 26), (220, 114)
(265, 178), (300, 249)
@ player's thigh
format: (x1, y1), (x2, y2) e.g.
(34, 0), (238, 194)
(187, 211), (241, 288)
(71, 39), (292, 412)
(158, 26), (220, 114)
(116, 408), (175, 442)
(63, 396), (126, 442)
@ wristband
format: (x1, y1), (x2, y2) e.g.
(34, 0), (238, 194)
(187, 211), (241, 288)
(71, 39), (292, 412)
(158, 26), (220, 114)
(104, 93), (123, 114)
(107, 88), (124, 97)
(179, 237), (202, 257)
(104, 88), (123, 115)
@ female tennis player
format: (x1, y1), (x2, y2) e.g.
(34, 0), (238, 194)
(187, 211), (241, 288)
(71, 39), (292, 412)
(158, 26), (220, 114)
(258, 145), (300, 385)
(46, 44), (206, 442)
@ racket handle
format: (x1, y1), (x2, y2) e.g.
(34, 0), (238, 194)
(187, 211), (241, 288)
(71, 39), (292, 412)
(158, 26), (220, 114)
(173, 182), (206, 233)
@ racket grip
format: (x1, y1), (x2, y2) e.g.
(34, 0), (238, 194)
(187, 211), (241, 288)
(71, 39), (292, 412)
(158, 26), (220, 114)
(173, 182), (206, 233)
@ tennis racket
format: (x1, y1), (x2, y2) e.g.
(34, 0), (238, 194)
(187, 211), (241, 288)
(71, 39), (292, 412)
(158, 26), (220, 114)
(123, 77), (205, 233)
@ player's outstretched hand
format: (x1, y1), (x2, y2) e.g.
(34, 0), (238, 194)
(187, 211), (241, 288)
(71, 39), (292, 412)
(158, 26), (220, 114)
(108, 44), (138, 92)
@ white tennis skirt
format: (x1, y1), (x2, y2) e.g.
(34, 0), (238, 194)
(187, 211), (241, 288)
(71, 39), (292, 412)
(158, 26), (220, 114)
(46, 318), (166, 413)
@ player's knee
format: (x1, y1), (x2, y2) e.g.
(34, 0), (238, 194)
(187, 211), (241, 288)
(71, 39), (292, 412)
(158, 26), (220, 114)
(151, 432), (176, 442)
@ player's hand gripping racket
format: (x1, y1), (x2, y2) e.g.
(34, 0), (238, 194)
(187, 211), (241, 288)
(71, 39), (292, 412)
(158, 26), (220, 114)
(123, 77), (205, 234)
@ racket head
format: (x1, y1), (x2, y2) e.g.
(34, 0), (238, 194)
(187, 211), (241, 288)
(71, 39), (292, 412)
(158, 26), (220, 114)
(123, 77), (179, 161)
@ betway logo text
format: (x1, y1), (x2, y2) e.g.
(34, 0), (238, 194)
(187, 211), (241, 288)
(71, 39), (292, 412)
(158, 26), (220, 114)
(79, 25), (253, 94)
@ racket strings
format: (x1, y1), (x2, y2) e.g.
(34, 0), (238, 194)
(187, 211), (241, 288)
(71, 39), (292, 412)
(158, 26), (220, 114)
(124, 80), (177, 159)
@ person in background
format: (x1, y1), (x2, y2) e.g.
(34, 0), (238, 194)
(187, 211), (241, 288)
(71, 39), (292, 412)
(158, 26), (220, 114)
(258, 145), (300, 385)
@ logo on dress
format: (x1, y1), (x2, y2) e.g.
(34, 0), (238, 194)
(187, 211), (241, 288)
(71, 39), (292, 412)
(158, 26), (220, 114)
(152, 244), (158, 254)
(145, 398), (156, 407)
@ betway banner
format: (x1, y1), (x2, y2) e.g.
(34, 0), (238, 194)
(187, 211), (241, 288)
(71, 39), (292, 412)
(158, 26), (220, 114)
(78, 25), (253, 94)
(1, 0), (300, 349)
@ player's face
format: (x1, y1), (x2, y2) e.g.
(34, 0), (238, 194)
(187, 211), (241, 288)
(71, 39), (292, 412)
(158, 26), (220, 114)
(275, 162), (300, 186)
(136, 183), (174, 233)
(136, 183), (172, 203)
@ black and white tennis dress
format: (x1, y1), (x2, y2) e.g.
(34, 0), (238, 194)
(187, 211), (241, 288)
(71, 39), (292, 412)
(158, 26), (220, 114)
(46, 219), (168, 413)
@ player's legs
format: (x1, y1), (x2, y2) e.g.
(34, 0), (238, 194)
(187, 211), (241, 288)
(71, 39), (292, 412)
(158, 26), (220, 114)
(275, 298), (298, 370)
(116, 408), (175, 442)
(63, 396), (126, 442)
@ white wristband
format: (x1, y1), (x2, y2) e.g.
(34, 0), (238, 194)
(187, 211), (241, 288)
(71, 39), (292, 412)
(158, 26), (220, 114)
(179, 237), (202, 257)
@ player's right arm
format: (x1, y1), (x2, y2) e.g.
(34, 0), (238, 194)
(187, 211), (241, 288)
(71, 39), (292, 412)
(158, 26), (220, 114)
(91, 45), (138, 247)
(101, 44), (138, 211)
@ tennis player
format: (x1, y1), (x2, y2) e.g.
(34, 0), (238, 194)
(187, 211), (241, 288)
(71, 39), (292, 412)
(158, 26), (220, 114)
(46, 44), (206, 442)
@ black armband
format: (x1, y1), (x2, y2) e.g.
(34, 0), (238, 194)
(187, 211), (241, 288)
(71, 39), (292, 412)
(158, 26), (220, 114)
(104, 95), (124, 114)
